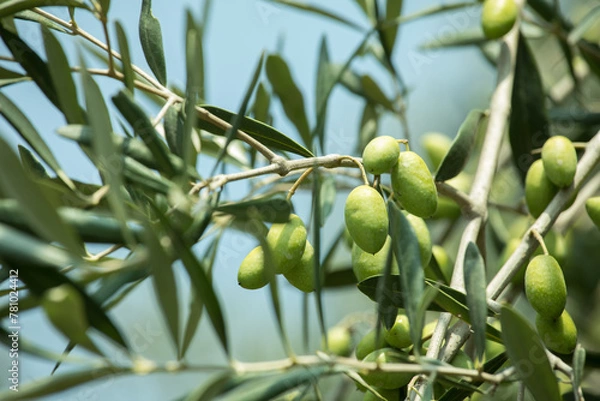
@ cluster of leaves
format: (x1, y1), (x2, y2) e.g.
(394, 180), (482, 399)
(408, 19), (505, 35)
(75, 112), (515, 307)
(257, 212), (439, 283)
(0, 0), (599, 400)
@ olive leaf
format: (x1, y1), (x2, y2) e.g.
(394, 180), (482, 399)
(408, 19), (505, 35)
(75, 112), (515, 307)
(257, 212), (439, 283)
(139, 0), (167, 85)
(463, 242), (488, 365)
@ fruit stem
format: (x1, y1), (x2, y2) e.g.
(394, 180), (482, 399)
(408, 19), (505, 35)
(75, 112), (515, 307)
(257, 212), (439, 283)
(286, 167), (314, 201)
(340, 156), (369, 186)
(396, 139), (409, 151)
(530, 229), (549, 255)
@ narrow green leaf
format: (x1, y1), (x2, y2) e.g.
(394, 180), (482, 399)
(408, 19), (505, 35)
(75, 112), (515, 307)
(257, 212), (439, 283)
(266, 0), (364, 31)
(0, 138), (83, 254)
(0, 225), (128, 348)
(312, 172), (328, 348)
(0, 0), (89, 19)
(0, 24), (59, 108)
(220, 366), (331, 401)
(252, 82), (272, 124)
(509, 34), (550, 182)
(500, 305), (561, 401)
(266, 54), (312, 148)
(360, 74), (394, 110)
(42, 26), (85, 124)
(143, 225), (179, 355)
(319, 175), (336, 226)
(56, 124), (199, 179)
(356, 101), (378, 153)
(388, 201), (424, 351)
(152, 203), (229, 355)
(0, 92), (74, 188)
(0, 66), (24, 80)
(420, 28), (486, 50)
(213, 52), (265, 174)
(182, 372), (251, 401)
(185, 11), (206, 101)
(381, 0), (403, 55)
(0, 366), (125, 400)
(463, 242), (487, 365)
(112, 90), (176, 177)
(99, 0), (111, 15)
(323, 268), (356, 287)
(18, 145), (50, 179)
(216, 193), (291, 223)
(15, 10), (69, 33)
(123, 157), (173, 194)
(568, 6), (600, 45)
(354, 0), (376, 22)
(115, 21), (135, 93)
(139, 0), (167, 85)
(314, 36), (332, 152)
(436, 109), (486, 181)
(80, 57), (134, 246)
(573, 344), (586, 394)
(197, 105), (314, 157)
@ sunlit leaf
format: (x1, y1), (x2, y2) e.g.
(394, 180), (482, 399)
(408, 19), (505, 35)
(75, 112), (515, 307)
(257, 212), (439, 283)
(115, 21), (135, 93)
(389, 201), (424, 350)
(500, 305), (561, 401)
(139, 0), (167, 85)
(436, 109), (486, 181)
(463, 242), (487, 365)
(266, 0), (363, 31)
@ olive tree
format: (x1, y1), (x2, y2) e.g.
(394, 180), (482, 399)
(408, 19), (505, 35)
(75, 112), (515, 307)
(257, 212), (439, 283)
(0, 0), (599, 400)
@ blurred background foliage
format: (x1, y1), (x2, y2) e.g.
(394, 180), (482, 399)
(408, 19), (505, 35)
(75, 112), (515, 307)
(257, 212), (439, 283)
(0, 0), (599, 400)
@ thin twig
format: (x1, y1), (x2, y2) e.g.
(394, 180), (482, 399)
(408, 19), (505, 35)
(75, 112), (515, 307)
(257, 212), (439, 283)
(287, 168), (314, 200)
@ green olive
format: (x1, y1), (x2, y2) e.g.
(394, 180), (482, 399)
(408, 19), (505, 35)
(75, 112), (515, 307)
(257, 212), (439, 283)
(391, 151), (438, 218)
(525, 255), (566, 319)
(355, 329), (389, 360)
(535, 310), (577, 354)
(352, 236), (399, 282)
(585, 196), (600, 228)
(481, 0), (518, 39)
(345, 185), (389, 254)
(361, 348), (413, 390)
(405, 213), (432, 267)
(425, 245), (453, 283)
(421, 132), (452, 171)
(362, 136), (400, 175)
(525, 159), (559, 218)
(266, 214), (307, 274)
(384, 314), (412, 349)
(283, 241), (314, 293)
(42, 284), (98, 353)
(238, 246), (271, 289)
(324, 326), (353, 356)
(363, 387), (400, 401)
(541, 136), (577, 188)
(450, 349), (474, 370)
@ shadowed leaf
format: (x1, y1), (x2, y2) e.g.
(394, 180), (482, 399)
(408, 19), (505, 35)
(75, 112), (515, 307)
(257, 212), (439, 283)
(464, 242), (487, 364)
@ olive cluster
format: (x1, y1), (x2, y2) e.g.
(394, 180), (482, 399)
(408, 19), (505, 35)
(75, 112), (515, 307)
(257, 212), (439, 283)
(237, 214), (315, 293)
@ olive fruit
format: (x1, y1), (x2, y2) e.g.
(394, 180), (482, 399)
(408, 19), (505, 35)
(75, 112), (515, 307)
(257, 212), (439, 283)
(405, 213), (432, 267)
(425, 245), (453, 283)
(585, 196), (600, 228)
(363, 387), (400, 401)
(421, 132), (452, 171)
(525, 255), (566, 319)
(525, 159), (559, 218)
(42, 284), (98, 353)
(345, 185), (388, 254)
(391, 151), (438, 218)
(361, 348), (412, 389)
(450, 349), (474, 370)
(266, 214), (307, 274)
(481, 0), (518, 39)
(432, 174), (471, 220)
(541, 136), (577, 188)
(355, 329), (389, 360)
(283, 241), (314, 293)
(324, 326), (353, 356)
(362, 136), (400, 175)
(352, 236), (399, 282)
(384, 314), (412, 349)
(238, 246), (271, 289)
(536, 310), (577, 354)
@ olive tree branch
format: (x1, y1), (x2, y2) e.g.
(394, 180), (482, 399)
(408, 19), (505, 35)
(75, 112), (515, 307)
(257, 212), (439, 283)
(438, 129), (600, 375)
(190, 154), (362, 194)
(414, 3), (524, 398)
(33, 8), (280, 162)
